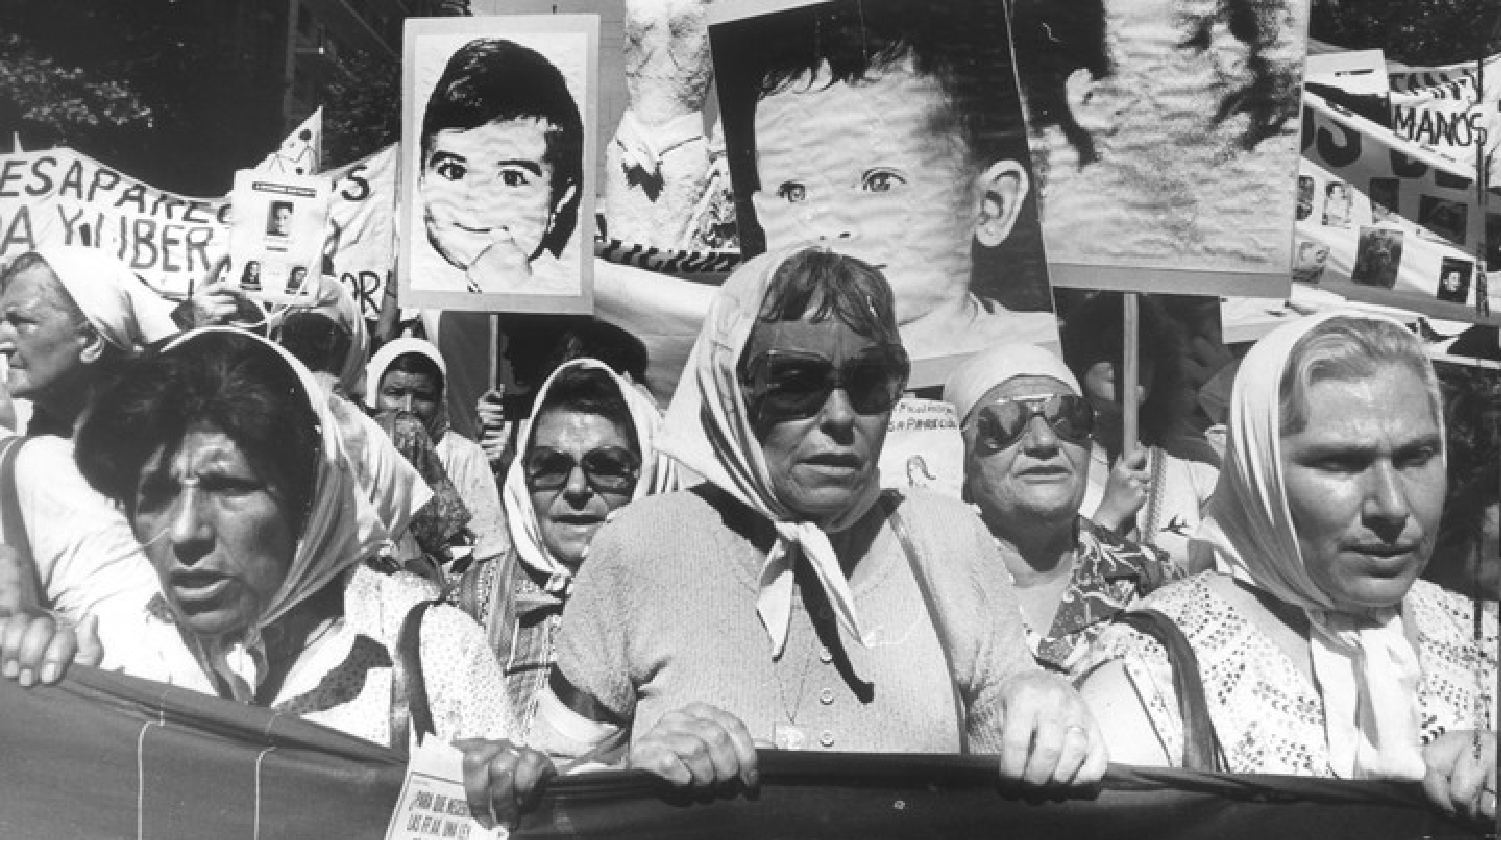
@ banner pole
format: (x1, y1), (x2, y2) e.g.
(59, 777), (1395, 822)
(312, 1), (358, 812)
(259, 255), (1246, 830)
(1122, 293), (1140, 458)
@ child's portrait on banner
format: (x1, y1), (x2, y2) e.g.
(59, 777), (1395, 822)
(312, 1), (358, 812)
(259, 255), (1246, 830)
(710, 0), (1059, 367)
(401, 17), (597, 314)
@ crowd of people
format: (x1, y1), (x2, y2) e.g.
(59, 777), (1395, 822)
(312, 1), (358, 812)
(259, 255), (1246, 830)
(0, 242), (1495, 829)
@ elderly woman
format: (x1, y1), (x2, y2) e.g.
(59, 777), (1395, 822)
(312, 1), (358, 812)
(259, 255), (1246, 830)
(453, 357), (672, 737)
(60, 327), (552, 825)
(944, 343), (1181, 675)
(1081, 313), (1497, 822)
(367, 338), (509, 569)
(0, 248), (175, 643)
(522, 246), (1105, 791)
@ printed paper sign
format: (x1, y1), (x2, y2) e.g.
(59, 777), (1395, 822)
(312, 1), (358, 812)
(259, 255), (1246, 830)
(226, 170), (330, 304)
(386, 739), (506, 841)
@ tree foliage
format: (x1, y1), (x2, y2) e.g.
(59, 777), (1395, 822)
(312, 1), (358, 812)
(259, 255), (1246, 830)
(324, 49), (402, 166)
(1311, 0), (1501, 66)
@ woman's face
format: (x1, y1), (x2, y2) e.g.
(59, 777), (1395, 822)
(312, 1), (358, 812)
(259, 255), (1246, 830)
(526, 410), (637, 568)
(1281, 363), (1446, 614)
(744, 315), (894, 523)
(963, 375), (1091, 530)
(377, 369), (443, 437)
(131, 421), (296, 638)
(421, 118), (569, 272)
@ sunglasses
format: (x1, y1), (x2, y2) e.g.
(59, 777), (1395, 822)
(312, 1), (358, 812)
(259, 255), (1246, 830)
(969, 394), (1095, 453)
(524, 446), (641, 494)
(741, 345), (910, 421)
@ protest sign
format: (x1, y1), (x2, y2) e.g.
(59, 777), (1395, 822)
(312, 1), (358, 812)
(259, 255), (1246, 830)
(877, 398), (964, 499)
(226, 170), (329, 303)
(400, 16), (598, 315)
(708, 0), (1059, 384)
(0, 148), (229, 295)
(1295, 88), (1501, 323)
(326, 144), (401, 321)
(1011, 0), (1310, 298)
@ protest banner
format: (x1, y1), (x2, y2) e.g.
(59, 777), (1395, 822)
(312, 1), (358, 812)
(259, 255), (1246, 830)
(0, 148), (230, 296)
(326, 144), (401, 322)
(226, 170), (329, 304)
(0, 666), (1479, 839)
(709, 0), (1059, 381)
(1295, 87), (1501, 323)
(399, 16), (598, 315)
(1011, 0), (1310, 299)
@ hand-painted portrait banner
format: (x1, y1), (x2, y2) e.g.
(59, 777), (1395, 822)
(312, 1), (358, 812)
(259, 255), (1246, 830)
(400, 16), (599, 315)
(1295, 89), (1500, 324)
(1011, 0), (1310, 298)
(708, 0), (1060, 377)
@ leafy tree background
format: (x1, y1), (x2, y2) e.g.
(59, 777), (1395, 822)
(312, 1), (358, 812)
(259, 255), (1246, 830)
(1312, 0), (1501, 65)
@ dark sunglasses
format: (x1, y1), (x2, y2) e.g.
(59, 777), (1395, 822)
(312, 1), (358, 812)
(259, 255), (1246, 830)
(969, 394), (1095, 453)
(524, 446), (641, 494)
(741, 345), (910, 421)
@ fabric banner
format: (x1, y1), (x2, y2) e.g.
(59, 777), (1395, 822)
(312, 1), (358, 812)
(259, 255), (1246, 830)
(0, 665), (1482, 839)
(1295, 89), (1501, 323)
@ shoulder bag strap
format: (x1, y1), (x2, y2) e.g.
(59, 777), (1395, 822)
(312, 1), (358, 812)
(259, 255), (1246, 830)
(1115, 608), (1225, 772)
(0, 436), (44, 608)
(879, 491), (969, 754)
(389, 599), (438, 754)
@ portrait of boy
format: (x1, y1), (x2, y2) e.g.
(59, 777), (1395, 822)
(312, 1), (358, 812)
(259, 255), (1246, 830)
(401, 18), (597, 313)
(711, 0), (1058, 364)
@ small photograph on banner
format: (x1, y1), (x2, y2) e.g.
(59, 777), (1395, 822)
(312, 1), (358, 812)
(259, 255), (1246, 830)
(1292, 241), (1330, 285)
(1369, 177), (1400, 223)
(1296, 175), (1315, 221)
(226, 170), (329, 304)
(1436, 257), (1474, 304)
(1350, 226), (1404, 289)
(386, 739), (507, 841)
(1323, 182), (1353, 228)
(1417, 195), (1468, 246)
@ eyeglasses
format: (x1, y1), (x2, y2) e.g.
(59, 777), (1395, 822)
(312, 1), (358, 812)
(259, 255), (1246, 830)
(523, 446), (641, 494)
(741, 346), (909, 421)
(968, 394), (1094, 454)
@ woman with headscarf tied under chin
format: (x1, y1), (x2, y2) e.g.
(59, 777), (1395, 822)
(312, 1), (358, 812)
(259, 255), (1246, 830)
(1079, 313), (1498, 825)
(516, 245), (1106, 792)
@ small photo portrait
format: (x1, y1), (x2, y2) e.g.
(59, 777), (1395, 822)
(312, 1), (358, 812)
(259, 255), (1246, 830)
(1295, 176), (1314, 221)
(1436, 257), (1473, 304)
(1418, 195), (1468, 246)
(1322, 181), (1352, 227)
(239, 260), (262, 292)
(285, 265), (310, 296)
(401, 17), (598, 314)
(1368, 177), (1399, 223)
(266, 201), (295, 238)
(1350, 226), (1403, 289)
(1291, 239), (1329, 285)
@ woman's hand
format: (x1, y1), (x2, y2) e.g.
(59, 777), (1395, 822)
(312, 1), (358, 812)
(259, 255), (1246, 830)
(1093, 448), (1149, 534)
(1423, 730), (1497, 823)
(456, 738), (557, 832)
(629, 703), (760, 791)
(0, 611), (101, 687)
(996, 671), (1109, 787)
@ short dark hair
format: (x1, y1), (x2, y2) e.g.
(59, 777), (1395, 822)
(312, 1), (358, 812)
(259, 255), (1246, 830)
(1012, 0), (1301, 162)
(1061, 291), (1185, 447)
(385, 351), (445, 397)
(75, 330), (322, 536)
(746, 247), (902, 358)
(532, 364), (638, 455)
(1436, 364), (1501, 550)
(422, 38), (585, 256)
(714, 0), (1035, 256)
(276, 312), (351, 377)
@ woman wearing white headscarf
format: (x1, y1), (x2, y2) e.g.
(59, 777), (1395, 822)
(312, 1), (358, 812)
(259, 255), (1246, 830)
(0, 248), (176, 636)
(367, 338), (509, 567)
(70, 328), (520, 751)
(454, 357), (674, 737)
(1080, 313), (1497, 822)
(526, 247), (1105, 792)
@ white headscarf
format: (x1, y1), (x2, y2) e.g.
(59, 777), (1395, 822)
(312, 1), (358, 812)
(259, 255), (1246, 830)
(159, 327), (388, 696)
(275, 275), (370, 400)
(365, 337), (451, 439)
(505, 357), (676, 596)
(34, 246), (178, 354)
(1195, 310), (1438, 781)
(657, 247), (888, 658)
(943, 342), (1082, 425)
